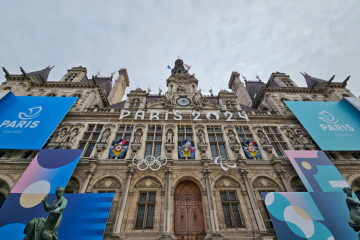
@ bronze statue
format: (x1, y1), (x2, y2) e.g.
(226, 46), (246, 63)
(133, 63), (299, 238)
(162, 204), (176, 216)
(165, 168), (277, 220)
(23, 186), (67, 240)
(344, 187), (360, 239)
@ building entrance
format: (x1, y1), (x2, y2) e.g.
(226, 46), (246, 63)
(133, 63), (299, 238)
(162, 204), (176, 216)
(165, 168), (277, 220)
(174, 181), (205, 240)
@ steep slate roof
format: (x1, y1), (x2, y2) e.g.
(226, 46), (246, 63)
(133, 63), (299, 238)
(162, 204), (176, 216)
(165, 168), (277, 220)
(301, 72), (327, 88)
(240, 104), (258, 111)
(28, 66), (54, 82)
(105, 100), (126, 109)
(245, 81), (266, 102)
(80, 76), (112, 97)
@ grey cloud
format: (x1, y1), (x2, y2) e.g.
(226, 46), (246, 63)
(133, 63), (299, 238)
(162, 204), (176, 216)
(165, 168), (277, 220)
(0, 0), (359, 98)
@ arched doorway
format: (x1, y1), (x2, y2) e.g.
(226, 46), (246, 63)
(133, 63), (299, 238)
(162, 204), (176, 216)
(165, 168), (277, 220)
(174, 181), (205, 240)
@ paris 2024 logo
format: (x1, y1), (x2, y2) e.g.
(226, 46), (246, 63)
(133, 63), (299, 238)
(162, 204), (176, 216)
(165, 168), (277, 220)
(0, 106), (42, 129)
(318, 111), (354, 132)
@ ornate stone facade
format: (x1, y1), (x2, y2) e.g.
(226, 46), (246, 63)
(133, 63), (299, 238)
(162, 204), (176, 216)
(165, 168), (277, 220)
(0, 61), (359, 240)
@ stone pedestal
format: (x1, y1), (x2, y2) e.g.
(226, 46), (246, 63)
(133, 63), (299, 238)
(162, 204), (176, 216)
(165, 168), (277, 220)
(164, 143), (175, 158)
(230, 143), (241, 153)
(198, 143), (208, 158)
(47, 143), (60, 149)
(96, 143), (107, 152)
(130, 143), (142, 157)
(60, 142), (72, 149)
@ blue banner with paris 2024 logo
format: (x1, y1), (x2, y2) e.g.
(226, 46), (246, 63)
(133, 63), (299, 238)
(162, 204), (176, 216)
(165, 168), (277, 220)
(285, 98), (360, 151)
(0, 92), (77, 150)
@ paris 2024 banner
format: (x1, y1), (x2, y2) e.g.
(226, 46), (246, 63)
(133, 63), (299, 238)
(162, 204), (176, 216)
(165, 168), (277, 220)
(262, 150), (360, 240)
(0, 92), (77, 149)
(0, 149), (114, 240)
(285, 97), (360, 151)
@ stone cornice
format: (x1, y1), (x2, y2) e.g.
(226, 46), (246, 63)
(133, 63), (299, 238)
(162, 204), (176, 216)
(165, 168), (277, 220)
(252, 83), (346, 108)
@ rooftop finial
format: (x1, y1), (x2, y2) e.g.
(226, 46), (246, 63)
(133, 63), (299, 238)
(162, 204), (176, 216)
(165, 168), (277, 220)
(242, 75), (247, 82)
(256, 75), (261, 81)
(96, 70), (101, 77)
(147, 85), (151, 94)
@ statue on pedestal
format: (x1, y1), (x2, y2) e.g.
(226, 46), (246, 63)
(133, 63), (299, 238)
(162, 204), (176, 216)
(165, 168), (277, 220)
(344, 187), (360, 239)
(23, 186), (67, 240)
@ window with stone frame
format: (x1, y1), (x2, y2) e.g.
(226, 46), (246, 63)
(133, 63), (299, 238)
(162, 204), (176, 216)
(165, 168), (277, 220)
(225, 100), (237, 110)
(129, 98), (141, 108)
(178, 126), (194, 158)
(282, 78), (295, 87)
(108, 125), (133, 159)
(134, 192), (156, 229)
(145, 126), (163, 157)
(257, 189), (274, 228)
(78, 124), (104, 157)
(220, 191), (244, 229)
(263, 127), (288, 157)
(207, 126), (228, 159)
(290, 176), (307, 192)
(235, 126), (256, 159)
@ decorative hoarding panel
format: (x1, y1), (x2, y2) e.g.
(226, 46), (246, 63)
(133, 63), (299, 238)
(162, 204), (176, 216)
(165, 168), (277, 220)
(0, 149), (114, 239)
(285, 150), (351, 192)
(0, 92), (77, 149)
(262, 191), (359, 240)
(285, 98), (360, 151)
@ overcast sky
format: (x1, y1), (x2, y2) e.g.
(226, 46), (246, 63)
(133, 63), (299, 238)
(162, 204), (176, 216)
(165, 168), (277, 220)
(1, 0), (360, 98)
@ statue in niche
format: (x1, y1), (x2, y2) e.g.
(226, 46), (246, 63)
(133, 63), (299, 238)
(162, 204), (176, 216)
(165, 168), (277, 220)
(54, 129), (68, 143)
(166, 129), (173, 143)
(258, 130), (271, 144)
(227, 130), (238, 144)
(164, 92), (172, 106)
(286, 130), (302, 145)
(197, 129), (206, 144)
(296, 130), (309, 144)
(99, 129), (110, 143)
(64, 129), (78, 143)
(23, 186), (67, 240)
(133, 130), (143, 144)
(343, 187), (360, 239)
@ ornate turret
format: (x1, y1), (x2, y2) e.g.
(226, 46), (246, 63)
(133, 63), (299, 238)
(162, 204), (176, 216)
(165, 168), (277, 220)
(171, 59), (188, 75)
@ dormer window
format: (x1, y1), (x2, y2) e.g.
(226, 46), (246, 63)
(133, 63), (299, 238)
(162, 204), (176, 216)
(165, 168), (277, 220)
(225, 100), (236, 110)
(130, 99), (141, 107)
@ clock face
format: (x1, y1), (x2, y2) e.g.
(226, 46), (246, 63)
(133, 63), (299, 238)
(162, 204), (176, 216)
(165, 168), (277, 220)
(177, 97), (191, 106)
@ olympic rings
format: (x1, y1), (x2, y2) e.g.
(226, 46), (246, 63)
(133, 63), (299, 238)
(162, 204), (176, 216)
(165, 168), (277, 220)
(132, 155), (168, 171)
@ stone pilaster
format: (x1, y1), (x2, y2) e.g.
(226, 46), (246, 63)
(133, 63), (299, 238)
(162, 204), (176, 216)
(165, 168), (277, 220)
(113, 166), (134, 239)
(203, 168), (223, 240)
(79, 160), (97, 193)
(273, 161), (293, 192)
(239, 168), (268, 233)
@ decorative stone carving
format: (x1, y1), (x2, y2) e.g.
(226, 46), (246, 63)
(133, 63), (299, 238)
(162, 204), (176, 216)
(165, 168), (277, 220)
(96, 143), (108, 153)
(166, 129), (174, 143)
(164, 143), (175, 158)
(99, 129), (111, 143)
(63, 128), (79, 143)
(192, 93), (203, 108)
(295, 130), (309, 144)
(215, 177), (240, 188)
(132, 129), (143, 144)
(258, 130), (271, 145)
(286, 130), (302, 145)
(227, 130), (238, 144)
(135, 177), (161, 188)
(53, 128), (68, 142)
(197, 129), (206, 145)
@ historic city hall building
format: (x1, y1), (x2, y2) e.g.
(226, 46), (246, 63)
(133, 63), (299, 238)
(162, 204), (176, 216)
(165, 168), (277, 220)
(0, 59), (359, 240)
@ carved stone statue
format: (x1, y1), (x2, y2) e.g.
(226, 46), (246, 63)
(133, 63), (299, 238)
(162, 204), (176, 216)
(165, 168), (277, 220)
(203, 97), (210, 104)
(296, 131), (309, 144)
(177, 85), (186, 92)
(286, 130), (302, 144)
(99, 129), (110, 142)
(197, 130), (206, 144)
(133, 130), (143, 144)
(166, 130), (173, 143)
(258, 130), (270, 144)
(192, 94), (202, 107)
(64, 129), (78, 143)
(165, 92), (172, 106)
(54, 129), (67, 143)
(23, 186), (67, 240)
(343, 187), (360, 239)
(227, 130), (238, 144)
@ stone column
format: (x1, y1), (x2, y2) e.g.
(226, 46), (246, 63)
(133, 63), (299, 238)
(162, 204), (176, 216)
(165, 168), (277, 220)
(203, 168), (223, 239)
(113, 166), (134, 237)
(240, 168), (267, 232)
(273, 163), (293, 192)
(79, 160), (97, 193)
(161, 166), (173, 239)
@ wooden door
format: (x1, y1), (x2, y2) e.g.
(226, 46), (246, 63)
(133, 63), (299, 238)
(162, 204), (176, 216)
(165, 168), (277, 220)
(175, 181), (205, 240)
